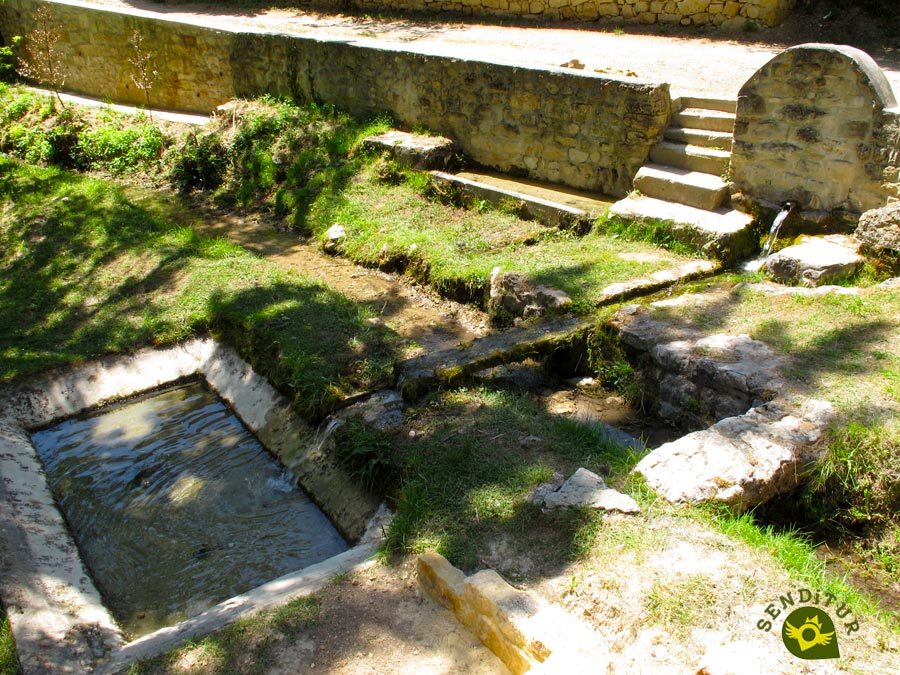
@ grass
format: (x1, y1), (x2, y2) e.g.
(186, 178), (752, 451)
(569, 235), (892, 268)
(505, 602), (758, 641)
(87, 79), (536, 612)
(0, 158), (399, 419)
(127, 595), (320, 675)
(335, 385), (644, 573)
(0, 610), (19, 675)
(307, 161), (704, 308)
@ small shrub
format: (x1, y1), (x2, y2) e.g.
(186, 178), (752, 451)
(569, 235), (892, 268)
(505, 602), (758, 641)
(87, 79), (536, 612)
(166, 131), (228, 192)
(17, 6), (66, 106)
(75, 120), (164, 173)
(0, 36), (22, 83)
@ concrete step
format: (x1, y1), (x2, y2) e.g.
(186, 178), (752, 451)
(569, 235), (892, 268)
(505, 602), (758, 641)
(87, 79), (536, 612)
(671, 95), (737, 114)
(633, 163), (729, 211)
(607, 195), (756, 262)
(664, 126), (733, 151)
(649, 141), (731, 175)
(673, 108), (735, 134)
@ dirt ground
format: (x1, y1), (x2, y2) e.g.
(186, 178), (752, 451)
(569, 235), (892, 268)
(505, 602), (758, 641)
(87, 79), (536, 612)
(265, 558), (511, 675)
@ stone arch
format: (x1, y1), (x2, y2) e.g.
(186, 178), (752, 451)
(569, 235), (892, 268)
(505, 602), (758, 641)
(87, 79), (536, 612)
(732, 43), (898, 220)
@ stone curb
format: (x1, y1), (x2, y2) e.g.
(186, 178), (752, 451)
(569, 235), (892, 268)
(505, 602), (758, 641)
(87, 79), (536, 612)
(417, 552), (609, 675)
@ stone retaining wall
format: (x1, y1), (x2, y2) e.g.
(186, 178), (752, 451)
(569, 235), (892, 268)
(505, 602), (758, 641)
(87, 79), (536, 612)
(0, 0), (671, 196)
(732, 43), (900, 223)
(311, 0), (795, 27)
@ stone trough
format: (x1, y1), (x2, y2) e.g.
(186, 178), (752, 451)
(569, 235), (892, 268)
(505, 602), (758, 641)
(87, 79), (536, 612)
(0, 339), (389, 675)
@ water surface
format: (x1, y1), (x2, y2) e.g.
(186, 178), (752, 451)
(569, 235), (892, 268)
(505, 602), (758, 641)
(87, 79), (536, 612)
(31, 381), (348, 637)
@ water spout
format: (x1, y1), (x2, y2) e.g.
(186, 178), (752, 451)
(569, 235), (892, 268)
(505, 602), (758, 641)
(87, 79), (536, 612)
(761, 200), (797, 258)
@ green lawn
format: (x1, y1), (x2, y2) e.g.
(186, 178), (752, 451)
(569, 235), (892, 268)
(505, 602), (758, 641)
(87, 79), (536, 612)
(0, 159), (400, 419)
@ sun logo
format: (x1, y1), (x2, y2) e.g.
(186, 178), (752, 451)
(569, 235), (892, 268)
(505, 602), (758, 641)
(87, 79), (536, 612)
(781, 607), (840, 660)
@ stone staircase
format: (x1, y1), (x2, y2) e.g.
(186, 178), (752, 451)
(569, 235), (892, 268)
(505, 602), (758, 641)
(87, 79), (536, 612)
(609, 95), (756, 263)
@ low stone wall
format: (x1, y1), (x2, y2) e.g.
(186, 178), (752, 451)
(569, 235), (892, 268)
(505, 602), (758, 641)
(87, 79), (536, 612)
(0, 0), (671, 196)
(317, 0), (795, 27)
(732, 43), (900, 224)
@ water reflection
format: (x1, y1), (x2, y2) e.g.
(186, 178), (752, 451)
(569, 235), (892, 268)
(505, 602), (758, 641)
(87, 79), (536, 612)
(31, 382), (348, 637)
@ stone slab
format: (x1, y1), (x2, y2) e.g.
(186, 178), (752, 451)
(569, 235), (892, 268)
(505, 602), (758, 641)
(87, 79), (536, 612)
(363, 130), (456, 170)
(633, 163), (729, 211)
(608, 194), (756, 262)
(763, 237), (865, 286)
(634, 398), (835, 512)
(649, 140), (731, 175)
(396, 317), (594, 400)
(672, 108), (736, 133)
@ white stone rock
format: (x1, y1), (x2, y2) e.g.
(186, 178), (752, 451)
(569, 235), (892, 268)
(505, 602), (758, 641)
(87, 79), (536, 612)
(542, 468), (641, 513)
(856, 201), (900, 253)
(323, 223), (347, 253)
(634, 399), (834, 512)
(763, 237), (864, 286)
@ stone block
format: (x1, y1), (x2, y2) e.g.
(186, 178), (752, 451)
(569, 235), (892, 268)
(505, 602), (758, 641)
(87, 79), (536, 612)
(677, 0), (709, 14)
(417, 551), (466, 614)
(763, 237), (864, 285)
(855, 203), (900, 253)
(417, 552), (610, 675)
(597, 2), (620, 16)
(724, 0), (740, 16)
(634, 399), (835, 511)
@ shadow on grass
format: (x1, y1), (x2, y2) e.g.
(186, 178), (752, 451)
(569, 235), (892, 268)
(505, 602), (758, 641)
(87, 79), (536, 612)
(208, 281), (400, 420)
(0, 158), (402, 421)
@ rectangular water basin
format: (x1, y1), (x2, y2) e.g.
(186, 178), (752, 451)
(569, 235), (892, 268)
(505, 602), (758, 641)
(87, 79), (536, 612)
(0, 339), (386, 675)
(31, 380), (349, 637)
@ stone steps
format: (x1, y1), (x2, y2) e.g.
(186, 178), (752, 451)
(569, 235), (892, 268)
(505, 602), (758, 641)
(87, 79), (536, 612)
(671, 94), (737, 114)
(633, 163), (730, 211)
(612, 95), (754, 255)
(663, 126), (733, 151)
(649, 140), (731, 175)
(672, 107), (737, 134)
(608, 195), (756, 262)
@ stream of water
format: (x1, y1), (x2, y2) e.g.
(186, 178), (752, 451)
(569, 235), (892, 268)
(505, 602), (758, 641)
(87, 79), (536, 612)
(31, 381), (348, 638)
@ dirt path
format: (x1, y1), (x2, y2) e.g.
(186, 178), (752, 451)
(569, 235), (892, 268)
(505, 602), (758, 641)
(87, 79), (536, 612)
(86, 0), (900, 98)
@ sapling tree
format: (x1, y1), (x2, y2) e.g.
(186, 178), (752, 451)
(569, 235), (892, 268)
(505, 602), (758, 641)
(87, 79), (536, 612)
(17, 6), (66, 106)
(128, 30), (159, 118)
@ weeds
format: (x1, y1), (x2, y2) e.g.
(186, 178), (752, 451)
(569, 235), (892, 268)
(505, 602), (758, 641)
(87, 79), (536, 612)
(804, 421), (900, 533)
